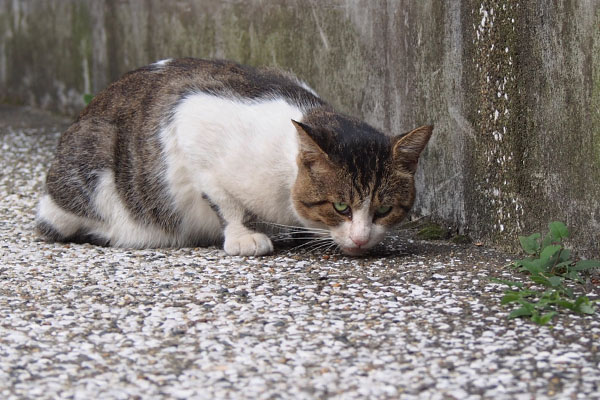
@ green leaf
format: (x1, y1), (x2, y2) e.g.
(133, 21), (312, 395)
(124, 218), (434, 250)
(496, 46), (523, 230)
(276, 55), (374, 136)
(533, 311), (557, 325)
(508, 306), (533, 319)
(556, 299), (575, 310)
(564, 270), (583, 284)
(512, 259), (525, 269)
(521, 260), (543, 275)
(574, 296), (596, 314)
(519, 233), (541, 255)
(83, 93), (94, 105)
(530, 275), (551, 287)
(540, 245), (562, 262)
(541, 233), (554, 249)
(519, 289), (538, 298)
(501, 293), (522, 304)
(558, 249), (571, 263)
(579, 303), (596, 314)
(573, 260), (600, 271)
(538, 290), (559, 307)
(562, 286), (575, 299)
(554, 261), (572, 270)
(549, 221), (569, 240)
(579, 304), (596, 315)
(547, 276), (564, 287)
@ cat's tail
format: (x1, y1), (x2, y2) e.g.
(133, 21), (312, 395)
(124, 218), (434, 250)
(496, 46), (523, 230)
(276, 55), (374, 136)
(35, 194), (110, 246)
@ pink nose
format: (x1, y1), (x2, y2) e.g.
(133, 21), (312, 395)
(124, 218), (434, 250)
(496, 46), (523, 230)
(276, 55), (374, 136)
(351, 237), (369, 247)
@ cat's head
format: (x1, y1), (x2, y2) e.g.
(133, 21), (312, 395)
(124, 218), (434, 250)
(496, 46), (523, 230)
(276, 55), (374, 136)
(291, 112), (432, 256)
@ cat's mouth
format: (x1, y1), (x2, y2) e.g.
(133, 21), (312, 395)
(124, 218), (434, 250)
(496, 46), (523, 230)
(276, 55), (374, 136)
(341, 246), (369, 256)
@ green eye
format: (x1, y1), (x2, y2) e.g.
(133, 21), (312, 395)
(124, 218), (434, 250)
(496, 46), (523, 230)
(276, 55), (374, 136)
(375, 205), (392, 216)
(333, 202), (351, 215)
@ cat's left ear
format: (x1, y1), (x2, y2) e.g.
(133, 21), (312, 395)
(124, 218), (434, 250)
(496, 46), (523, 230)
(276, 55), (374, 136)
(392, 125), (433, 173)
(292, 120), (331, 162)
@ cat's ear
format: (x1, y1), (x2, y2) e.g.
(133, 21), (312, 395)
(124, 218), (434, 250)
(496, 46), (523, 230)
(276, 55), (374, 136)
(291, 120), (331, 162)
(392, 125), (433, 173)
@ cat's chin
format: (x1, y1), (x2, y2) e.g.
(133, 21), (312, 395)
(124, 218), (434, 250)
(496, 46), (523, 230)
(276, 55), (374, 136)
(341, 246), (369, 256)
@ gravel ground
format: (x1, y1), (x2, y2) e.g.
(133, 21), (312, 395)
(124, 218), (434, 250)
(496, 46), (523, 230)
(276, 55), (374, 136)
(1, 105), (599, 399)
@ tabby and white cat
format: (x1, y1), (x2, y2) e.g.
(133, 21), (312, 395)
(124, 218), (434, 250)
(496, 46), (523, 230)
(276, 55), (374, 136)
(36, 58), (432, 256)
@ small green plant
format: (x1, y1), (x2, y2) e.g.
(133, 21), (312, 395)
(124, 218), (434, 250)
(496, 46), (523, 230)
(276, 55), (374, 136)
(494, 221), (600, 325)
(83, 93), (94, 105)
(415, 223), (449, 240)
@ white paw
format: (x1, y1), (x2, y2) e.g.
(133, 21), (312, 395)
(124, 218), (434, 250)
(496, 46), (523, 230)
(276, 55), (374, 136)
(224, 232), (274, 256)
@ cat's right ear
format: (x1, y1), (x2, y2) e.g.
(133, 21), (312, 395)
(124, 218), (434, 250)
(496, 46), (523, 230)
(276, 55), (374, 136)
(392, 125), (433, 173)
(292, 120), (330, 164)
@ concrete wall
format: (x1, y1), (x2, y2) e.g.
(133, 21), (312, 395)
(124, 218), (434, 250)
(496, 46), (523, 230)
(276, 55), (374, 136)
(1, 0), (599, 255)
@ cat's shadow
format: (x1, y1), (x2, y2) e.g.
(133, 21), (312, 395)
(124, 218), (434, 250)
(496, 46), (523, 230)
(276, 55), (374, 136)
(272, 234), (413, 259)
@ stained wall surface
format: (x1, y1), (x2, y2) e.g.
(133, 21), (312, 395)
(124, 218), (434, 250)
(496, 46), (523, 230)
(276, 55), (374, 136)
(1, 0), (599, 254)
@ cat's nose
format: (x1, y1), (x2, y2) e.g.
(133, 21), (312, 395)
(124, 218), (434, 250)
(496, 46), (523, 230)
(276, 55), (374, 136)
(351, 236), (369, 247)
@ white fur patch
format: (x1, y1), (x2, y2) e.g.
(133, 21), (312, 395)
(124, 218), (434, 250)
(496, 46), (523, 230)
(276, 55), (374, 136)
(91, 170), (174, 247)
(37, 194), (86, 237)
(160, 94), (306, 231)
(298, 80), (319, 98)
(152, 58), (172, 68)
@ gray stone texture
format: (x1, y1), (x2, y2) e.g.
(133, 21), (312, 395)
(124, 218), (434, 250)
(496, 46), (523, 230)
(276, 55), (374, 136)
(2, 104), (599, 400)
(1, 0), (599, 254)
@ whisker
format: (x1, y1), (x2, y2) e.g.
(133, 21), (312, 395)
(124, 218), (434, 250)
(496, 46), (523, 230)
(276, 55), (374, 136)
(309, 243), (337, 253)
(290, 240), (326, 251)
(310, 241), (337, 253)
(325, 242), (340, 254)
(322, 240), (342, 254)
(248, 221), (345, 255)
(273, 236), (329, 241)
(262, 223), (330, 244)
(270, 230), (328, 239)
(290, 237), (334, 251)
(302, 243), (330, 253)
(255, 221), (329, 233)
(304, 237), (337, 252)
(270, 230), (328, 237)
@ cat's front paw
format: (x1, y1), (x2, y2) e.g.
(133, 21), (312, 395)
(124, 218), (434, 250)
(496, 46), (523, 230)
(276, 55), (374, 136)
(224, 232), (274, 256)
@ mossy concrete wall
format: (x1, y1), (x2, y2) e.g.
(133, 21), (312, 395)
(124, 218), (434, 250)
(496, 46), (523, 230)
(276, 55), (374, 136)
(1, 0), (599, 255)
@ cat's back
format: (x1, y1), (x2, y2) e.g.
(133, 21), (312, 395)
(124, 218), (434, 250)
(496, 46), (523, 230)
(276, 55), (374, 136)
(79, 58), (322, 125)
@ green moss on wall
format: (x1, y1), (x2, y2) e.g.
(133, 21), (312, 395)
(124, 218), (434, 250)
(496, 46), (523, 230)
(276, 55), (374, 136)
(69, 2), (93, 93)
(465, 0), (524, 247)
(144, 3), (217, 68)
(2, 2), (95, 111)
(218, 3), (370, 117)
(592, 8), (600, 168)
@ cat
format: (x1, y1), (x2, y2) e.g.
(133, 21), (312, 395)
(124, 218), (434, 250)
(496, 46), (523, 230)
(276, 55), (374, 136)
(36, 58), (433, 256)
